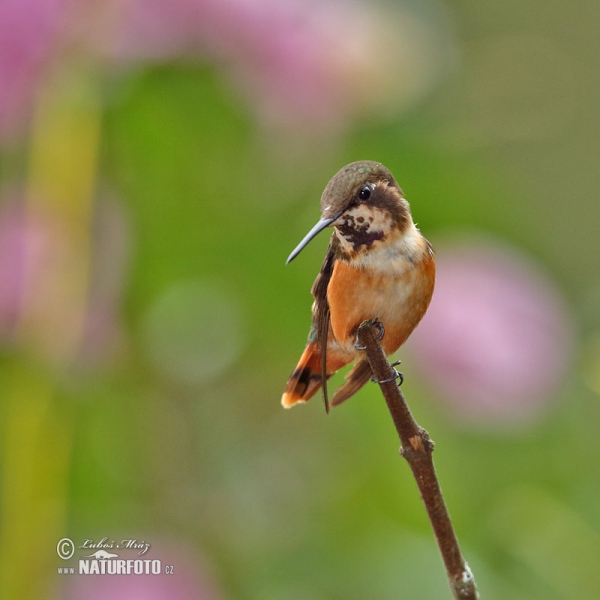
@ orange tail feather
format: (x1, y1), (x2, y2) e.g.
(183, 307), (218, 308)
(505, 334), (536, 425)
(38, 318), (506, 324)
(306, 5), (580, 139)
(282, 343), (325, 408)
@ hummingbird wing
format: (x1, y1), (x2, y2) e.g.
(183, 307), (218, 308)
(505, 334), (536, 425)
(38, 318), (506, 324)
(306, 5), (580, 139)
(330, 360), (372, 407)
(310, 242), (336, 413)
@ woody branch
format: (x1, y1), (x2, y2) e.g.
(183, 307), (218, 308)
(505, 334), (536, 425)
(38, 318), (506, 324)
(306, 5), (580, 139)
(356, 320), (478, 600)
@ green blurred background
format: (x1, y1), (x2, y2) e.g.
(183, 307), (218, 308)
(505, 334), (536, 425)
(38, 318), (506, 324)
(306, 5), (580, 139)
(1, 0), (599, 598)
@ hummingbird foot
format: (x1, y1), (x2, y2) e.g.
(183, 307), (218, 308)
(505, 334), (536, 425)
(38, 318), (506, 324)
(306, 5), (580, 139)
(372, 318), (385, 340)
(354, 318), (385, 351)
(372, 360), (404, 385)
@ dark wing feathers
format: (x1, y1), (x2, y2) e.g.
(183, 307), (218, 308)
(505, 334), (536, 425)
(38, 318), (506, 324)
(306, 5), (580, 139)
(310, 242), (336, 413)
(307, 238), (374, 409)
(330, 360), (372, 407)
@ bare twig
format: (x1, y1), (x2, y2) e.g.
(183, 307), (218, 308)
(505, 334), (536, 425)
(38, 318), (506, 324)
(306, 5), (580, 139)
(357, 320), (479, 600)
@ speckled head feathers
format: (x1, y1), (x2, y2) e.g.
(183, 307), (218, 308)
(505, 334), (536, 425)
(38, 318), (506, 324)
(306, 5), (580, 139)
(320, 161), (399, 219)
(286, 161), (406, 264)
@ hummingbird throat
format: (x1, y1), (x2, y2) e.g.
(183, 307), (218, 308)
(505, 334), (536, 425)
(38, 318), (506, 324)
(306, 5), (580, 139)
(333, 204), (403, 259)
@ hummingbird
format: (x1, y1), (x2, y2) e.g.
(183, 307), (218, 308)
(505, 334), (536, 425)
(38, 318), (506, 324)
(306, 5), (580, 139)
(281, 161), (435, 411)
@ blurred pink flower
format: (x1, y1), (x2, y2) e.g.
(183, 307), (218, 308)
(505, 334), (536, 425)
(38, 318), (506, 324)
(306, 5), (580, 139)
(1, 0), (446, 141)
(114, 0), (369, 131)
(113, 0), (440, 133)
(0, 198), (52, 341)
(0, 192), (129, 368)
(409, 236), (576, 427)
(0, 0), (66, 143)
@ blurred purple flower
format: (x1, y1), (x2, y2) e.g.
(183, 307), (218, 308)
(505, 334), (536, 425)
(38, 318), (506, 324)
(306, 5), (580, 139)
(0, 0), (66, 143)
(409, 236), (576, 427)
(0, 191), (129, 368)
(0, 198), (51, 341)
(1, 0), (447, 141)
(114, 0), (441, 133)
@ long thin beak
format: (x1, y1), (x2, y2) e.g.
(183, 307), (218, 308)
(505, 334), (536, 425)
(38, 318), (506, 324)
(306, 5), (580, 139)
(286, 215), (338, 264)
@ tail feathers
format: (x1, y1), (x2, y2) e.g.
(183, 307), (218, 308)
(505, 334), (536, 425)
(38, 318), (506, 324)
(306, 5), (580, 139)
(282, 344), (328, 408)
(282, 347), (372, 409)
(330, 360), (372, 407)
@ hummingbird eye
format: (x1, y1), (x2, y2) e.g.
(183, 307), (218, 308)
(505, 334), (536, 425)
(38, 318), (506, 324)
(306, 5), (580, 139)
(358, 185), (372, 201)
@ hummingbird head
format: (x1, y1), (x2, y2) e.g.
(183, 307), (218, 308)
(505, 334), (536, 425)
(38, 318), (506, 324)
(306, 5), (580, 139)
(287, 161), (412, 263)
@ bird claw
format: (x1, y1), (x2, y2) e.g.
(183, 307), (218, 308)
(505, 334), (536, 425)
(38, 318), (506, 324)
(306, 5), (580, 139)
(372, 319), (385, 340)
(371, 361), (404, 385)
(354, 318), (385, 351)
